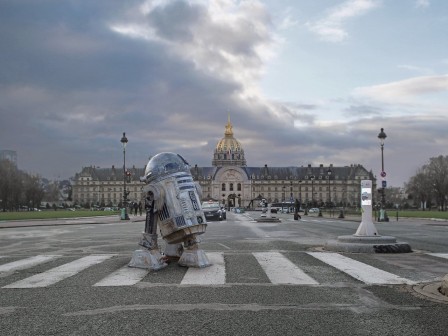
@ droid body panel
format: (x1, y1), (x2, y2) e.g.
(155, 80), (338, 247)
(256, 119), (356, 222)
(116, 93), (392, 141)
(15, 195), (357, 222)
(143, 171), (206, 244)
(129, 152), (210, 270)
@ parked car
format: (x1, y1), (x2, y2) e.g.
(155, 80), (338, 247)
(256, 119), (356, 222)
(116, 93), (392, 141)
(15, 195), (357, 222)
(201, 201), (225, 221)
(308, 208), (320, 213)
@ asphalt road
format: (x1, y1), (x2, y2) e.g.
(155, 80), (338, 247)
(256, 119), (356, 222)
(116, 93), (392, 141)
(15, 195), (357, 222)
(0, 212), (447, 336)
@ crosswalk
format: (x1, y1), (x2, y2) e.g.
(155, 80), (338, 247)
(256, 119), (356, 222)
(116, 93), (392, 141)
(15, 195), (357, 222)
(1, 252), (447, 289)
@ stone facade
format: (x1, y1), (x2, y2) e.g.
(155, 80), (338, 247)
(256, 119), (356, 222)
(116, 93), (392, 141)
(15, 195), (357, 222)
(72, 117), (376, 209)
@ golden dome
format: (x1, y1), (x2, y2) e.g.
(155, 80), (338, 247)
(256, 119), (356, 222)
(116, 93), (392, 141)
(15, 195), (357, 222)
(212, 115), (246, 166)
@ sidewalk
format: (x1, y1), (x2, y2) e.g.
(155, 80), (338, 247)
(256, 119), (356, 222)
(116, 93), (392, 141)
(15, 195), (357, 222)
(0, 214), (146, 229)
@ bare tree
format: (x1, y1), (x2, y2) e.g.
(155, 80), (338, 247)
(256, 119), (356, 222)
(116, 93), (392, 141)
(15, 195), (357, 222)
(405, 155), (448, 211)
(23, 175), (45, 209)
(0, 159), (46, 211)
(425, 155), (448, 210)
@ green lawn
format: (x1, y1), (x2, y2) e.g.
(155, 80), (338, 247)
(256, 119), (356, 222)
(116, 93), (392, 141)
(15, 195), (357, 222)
(1, 209), (447, 221)
(0, 210), (120, 221)
(321, 209), (448, 220)
(393, 210), (448, 220)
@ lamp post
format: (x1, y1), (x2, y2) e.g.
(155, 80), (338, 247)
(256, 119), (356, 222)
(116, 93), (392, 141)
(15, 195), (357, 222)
(378, 128), (388, 222)
(327, 168), (332, 217)
(290, 181), (293, 213)
(310, 175), (315, 207)
(282, 186), (285, 213)
(120, 132), (130, 220)
(327, 168), (332, 207)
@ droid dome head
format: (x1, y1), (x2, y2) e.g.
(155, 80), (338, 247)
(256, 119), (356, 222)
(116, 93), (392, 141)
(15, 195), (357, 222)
(143, 152), (190, 183)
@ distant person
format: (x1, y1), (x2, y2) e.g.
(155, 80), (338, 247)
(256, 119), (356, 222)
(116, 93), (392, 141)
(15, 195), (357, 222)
(133, 202), (138, 216)
(294, 198), (301, 220)
(138, 201), (142, 216)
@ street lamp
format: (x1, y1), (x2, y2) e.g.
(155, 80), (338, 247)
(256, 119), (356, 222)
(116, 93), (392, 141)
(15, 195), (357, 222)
(282, 186), (285, 213)
(327, 168), (332, 208)
(310, 175), (315, 206)
(120, 132), (130, 220)
(290, 181), (293, 213)
(378, 128), (388, 221)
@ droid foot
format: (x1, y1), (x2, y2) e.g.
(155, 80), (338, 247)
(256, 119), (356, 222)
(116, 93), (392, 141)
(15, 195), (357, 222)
(129, 249), (168, 271)
(178, 246), (211, 268)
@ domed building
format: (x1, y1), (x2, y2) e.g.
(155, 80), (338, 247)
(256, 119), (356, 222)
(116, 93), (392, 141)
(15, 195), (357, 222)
(190, 117), (376, 210)
(72, 117), (376, 211)
(212, 116), (246, 167)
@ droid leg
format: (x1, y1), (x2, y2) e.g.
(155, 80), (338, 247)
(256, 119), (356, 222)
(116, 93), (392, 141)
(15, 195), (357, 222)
(163, 242), (184, 262)
(129, 197), (168, 271)
(178, 235), (211, 268)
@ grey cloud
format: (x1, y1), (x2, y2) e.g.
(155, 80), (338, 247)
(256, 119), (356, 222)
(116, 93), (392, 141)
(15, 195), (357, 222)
(1, 1), (446, 189)
(344, 105), (382, 117)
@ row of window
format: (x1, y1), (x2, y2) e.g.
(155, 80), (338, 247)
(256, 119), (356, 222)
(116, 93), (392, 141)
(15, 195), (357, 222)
(221, 183), (242, 191)
(75, 186), (141, 192)
(78, 193), (140, 201)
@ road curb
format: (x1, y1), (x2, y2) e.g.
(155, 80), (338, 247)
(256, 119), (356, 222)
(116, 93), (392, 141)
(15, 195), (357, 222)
(440, 274), (448, 296)
(412, 281), (448, 304)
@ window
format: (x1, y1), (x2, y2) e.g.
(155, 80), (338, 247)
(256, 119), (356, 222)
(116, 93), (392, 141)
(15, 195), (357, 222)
(221, 183), (226, 191)
(237, 183), (241, 191)
(230, 183), (234, 191)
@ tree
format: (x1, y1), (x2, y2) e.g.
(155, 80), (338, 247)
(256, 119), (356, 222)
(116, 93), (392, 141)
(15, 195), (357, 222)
(0, 159), (47, 211)
(406, 155), (448, 211)
(23, 175), (45, 209)
(426, 155), (448, 210)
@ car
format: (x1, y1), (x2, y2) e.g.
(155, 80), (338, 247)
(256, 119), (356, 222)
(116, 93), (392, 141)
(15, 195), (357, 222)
(308, 208), (320, 213)
(201, 201), (225, 221)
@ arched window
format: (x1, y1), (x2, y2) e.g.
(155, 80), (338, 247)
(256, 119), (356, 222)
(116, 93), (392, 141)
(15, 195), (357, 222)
(221, 183), (226, 191)
(237, 183), (241, 191)
(230, 183), (234, 191)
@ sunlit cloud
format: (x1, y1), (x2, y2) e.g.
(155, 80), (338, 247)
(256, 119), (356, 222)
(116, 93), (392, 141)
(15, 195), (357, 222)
(353, 75), (448, 103)
(415, 0), (430, 8)
(306, 0), (380, 42)
(111, 0), (276, 100)
(398, 64), (435, 76)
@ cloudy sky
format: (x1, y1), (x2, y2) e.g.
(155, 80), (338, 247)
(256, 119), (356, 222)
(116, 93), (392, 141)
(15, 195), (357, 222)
(1, 0), (447, 188)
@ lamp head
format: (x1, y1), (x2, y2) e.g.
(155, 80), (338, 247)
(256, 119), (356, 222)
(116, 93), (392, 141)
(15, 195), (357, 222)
(121, 132), (128, 147)
(378, 128), (387, 146)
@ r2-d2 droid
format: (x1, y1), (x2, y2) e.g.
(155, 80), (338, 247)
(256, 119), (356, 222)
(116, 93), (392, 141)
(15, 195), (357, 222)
(129, 152), (210, 270)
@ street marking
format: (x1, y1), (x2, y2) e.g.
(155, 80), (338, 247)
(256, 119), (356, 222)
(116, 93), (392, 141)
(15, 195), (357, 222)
(94, 266), (148, 287)
(307, 252), (415, 285)
(3, 255), (113, 288)
(427, 253), (448, 260)
(0, 255), (60, 273)
(181, 252), (225, 285)
(253, 252), (319, 285)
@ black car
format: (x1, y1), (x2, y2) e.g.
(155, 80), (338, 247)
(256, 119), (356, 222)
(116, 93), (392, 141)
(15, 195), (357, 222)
(201, 201), (225, 221)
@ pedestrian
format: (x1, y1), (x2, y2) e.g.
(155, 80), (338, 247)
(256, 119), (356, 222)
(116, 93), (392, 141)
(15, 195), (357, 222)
(138, 201), (142, 216)
(133, 202), (138, 216)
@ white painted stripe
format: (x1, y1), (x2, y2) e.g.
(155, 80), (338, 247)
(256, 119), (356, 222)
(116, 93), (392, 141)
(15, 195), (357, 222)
(0, 255), (60, 273)
(93, 266), (148, 287)
(3, 255), (113, 288)
(427, 253), (448, 260)
(253, 252), (319, 285)
(307, 252), (415, 285)
(181, 252), (225, 285)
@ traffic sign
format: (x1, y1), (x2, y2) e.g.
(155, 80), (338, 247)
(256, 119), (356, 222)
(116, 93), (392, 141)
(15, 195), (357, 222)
(380, 171), (386, 178)
(382, 180), (387, 188)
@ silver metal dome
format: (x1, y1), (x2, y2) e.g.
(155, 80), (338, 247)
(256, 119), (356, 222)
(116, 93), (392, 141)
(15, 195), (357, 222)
(142, 152), (190, 183)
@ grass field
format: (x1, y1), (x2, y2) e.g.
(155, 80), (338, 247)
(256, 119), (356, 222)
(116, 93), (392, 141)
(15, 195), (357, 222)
(318, 209), (448, 220)
(1, 209), (447, 221)
(0, 210), (120, 221)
